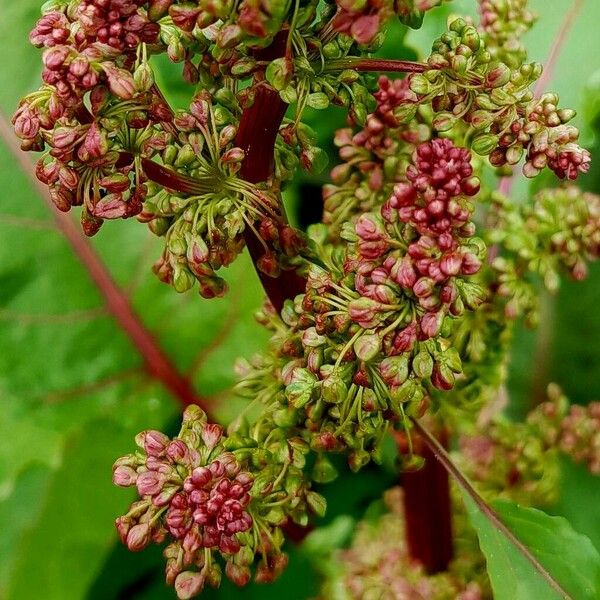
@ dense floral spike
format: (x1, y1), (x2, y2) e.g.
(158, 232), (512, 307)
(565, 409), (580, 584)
(237, 140), (486, 471)
(114, 405), (324, 598)
(478, 0), (536, 68)
(394, 18), (590, 180)
(323, 75), (428, 238)
(487, 186), (600, 318)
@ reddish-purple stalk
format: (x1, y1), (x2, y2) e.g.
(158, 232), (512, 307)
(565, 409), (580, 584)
(0, 110), (207, 412)
(325, 57), (428, 73)
(396, 428), (454, 573)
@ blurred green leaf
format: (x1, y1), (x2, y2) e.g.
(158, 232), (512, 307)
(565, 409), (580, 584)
(465, 495), (600, 600)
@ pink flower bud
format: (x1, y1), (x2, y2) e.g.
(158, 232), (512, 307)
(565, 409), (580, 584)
(102, 63), (136, 100)
(126, 522), (151, 552)
(137, 430), (169, 457)
(174, 570), (205, 600)
(136, 470), (165, 497)
(225, 561), (251, 587)
(420, 311), (443, 338)
(200, 423), (223, 451)
(113, 465), (138, 487)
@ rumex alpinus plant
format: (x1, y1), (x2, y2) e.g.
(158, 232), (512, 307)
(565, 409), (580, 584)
(12, 0), (600, 598)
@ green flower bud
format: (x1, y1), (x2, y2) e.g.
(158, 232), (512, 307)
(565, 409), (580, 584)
(354, 333), (381, 362)
(173, 265), (194, 293)
(472, 133), (499, 155)
(322, 374), (347, 404)
(486, 63), (511, 88)
(306, 491), (327, 517)
(312, 454), (339, 483)
(133, 62), (154, 93)
(266, 57), (293, 91)
(412, 351), (433, 379)
(432, 112), (456, 132)
(409, 74), (430, 96)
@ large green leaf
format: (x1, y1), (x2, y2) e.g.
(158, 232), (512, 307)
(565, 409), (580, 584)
(464, 495), (600, 600)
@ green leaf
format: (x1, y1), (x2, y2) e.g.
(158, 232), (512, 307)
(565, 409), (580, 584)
(464, 494), (600, 600)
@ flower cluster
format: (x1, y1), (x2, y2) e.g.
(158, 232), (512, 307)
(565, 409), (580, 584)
(478, 0), (536, 68)
(530, 384), (600, 474)
(113, 405), (324, 598)
(138, 91), (292, 297)
(13, 1), (168, 232)
(487, 186), (600, 318)
(236, 139), (487, 471)
(397, 18), (590, 180)
(317, 487), (488, 600)
(323, 76), (427, 237)
(459, 383), (600, 507)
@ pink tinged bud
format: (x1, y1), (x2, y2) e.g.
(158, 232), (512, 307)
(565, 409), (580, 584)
(356, 213), (385, 241)
(413, 277), (435, 298)
(420, 311), (443, 338)
(136, 430), (170, 457)
(126, 522), (151, 552)
(50, 186), (74, 212)
(113, 465), (138, 487)
(200, 423), (223, 450)
(225, 561), (251, 587)
(115, 516), (132, 544)
(92, 195), (129, 219)
(174, 570), (205, 600)
(102, 63), (136, 100)
(393, 257), (417, 289)
(78, 123), (108, 161)
(191, 466), (212, 487)
(431, 364), (455, 390)
(393, 322), (418, 353)
(440, 253), (462, 276)
(350, 14), (380, 44)
(136, 470), (165, 496)
(166, 439), (190, 463)
(43, 45), (70, 70)
(461, 253), (482, 275)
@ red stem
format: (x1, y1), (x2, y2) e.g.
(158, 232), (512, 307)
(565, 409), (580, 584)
(335, 58), (428, 74)
(0, 111), (207, 412)
(398, 429), (453, 573)
(235, 83), (306, 312)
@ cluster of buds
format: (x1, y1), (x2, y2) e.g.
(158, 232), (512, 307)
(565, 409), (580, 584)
(318, 487), (487, 599)
(458, 416), (560, 507)
(529, 384), (600, 474)
(489, 93), (591, 180)
(138, 91), (291, 297)
(344, 139), (486, 384)
(323, 76), (428, 238)
(14, 80), (169, 233)
(76, 0), (159, 51)
(236, 140), (487, 470)
(167, 0), (289, 52)
(13, 1), (172, 233)
(114, 405), (324, 598)
(478, 0), (536, 68)
(488, 186), (600, 317)
(459, 383), (600, 508)
(396, 19), (589, 180)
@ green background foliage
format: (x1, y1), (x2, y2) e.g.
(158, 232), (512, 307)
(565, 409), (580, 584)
(0, 0), (599, 598)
